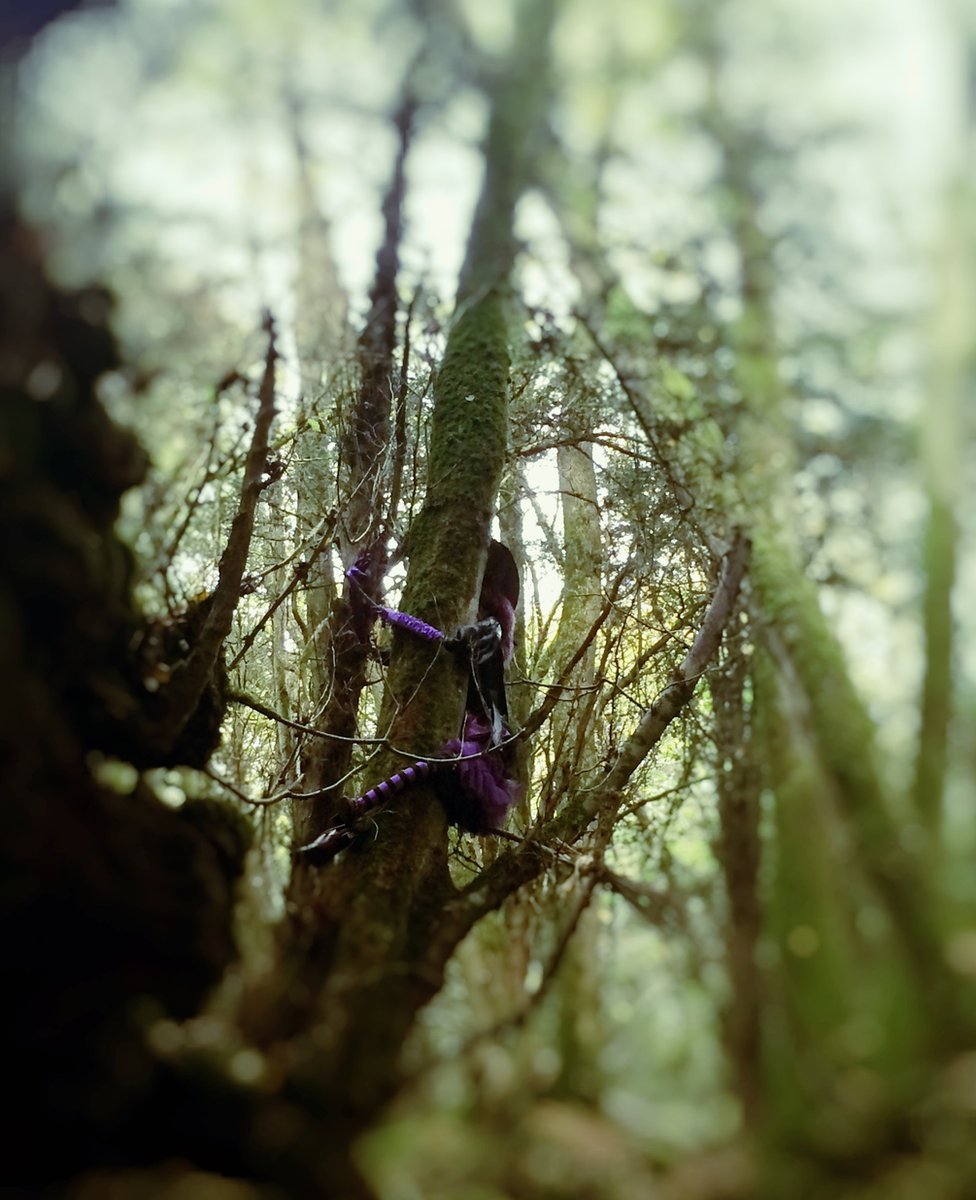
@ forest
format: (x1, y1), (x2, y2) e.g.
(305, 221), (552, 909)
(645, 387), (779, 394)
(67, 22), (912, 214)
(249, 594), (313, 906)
(2, 0), (974, 1197)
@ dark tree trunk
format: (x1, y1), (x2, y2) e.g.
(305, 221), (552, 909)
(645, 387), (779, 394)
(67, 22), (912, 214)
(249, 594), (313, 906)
(0, 208), (252, 1187)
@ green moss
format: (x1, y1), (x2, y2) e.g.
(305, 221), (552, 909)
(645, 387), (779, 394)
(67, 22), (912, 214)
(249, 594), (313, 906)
(383, 290), (512, 759)
(750, 521), (958, 1034)
(750, 524), (882, 818)
(425, 292), (510, 523)
(753, 646), (853, 1028)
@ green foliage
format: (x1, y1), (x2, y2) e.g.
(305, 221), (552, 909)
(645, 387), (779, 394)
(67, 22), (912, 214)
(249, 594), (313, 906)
(8, 0), (976, 1195)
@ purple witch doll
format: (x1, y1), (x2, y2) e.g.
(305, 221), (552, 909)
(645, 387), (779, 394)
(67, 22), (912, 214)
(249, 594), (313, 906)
(297, 540), (522, 864)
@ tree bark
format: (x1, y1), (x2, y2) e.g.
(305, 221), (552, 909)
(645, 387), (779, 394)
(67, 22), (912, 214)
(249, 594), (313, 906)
(257, 1), (557, 1162)
(0, 207), (251, 1187)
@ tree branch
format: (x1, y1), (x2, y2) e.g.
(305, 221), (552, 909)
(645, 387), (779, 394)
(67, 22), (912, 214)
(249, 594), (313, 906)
(440, 530), (750, 935)
(593, 530), (749, 809)
(518, 563), (628, 740)
(162, 315), (278, 738)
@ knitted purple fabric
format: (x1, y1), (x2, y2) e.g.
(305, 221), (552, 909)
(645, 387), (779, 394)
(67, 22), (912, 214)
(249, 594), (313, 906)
(437, 712), (520, 833)
(310, 544), (522, 852)
(346, 555), (446, 644)
(376, 605), (445, 643)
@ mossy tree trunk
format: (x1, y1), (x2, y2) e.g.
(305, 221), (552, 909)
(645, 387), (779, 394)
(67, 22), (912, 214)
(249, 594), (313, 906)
(288, 95), (411, 848)
(911, 146), (969, 834)
(700, 23), (973, 1182)
(0, 203), (254, 1188)
(711, 641), (763, 1132)
(256, 5), (556, 1189)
